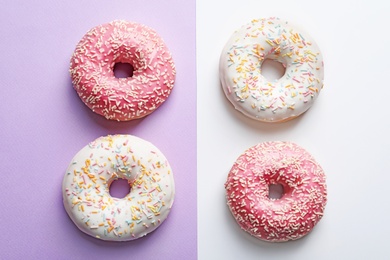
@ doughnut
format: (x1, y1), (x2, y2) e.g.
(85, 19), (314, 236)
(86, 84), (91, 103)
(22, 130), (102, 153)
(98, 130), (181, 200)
(70, 20), (176, 121)
(219, 17), (324, 122)
(62, 135), (175, 241)
(225, 141), (327, 242)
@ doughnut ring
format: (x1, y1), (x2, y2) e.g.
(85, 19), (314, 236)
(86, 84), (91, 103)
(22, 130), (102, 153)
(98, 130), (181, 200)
(220, 17), (324, 122)
(70, 20), (176, 121)
(62, 135), (175, 241)
(225, 141), (327, 242)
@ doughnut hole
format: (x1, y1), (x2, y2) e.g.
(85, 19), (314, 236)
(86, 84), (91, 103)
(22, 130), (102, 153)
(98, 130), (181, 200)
(109, 178), (131, 198)
(264, 168), (292, 200)
(113, 62), (134, 78)
(260, 58), (286, 82)
(268, 183), (285, 199)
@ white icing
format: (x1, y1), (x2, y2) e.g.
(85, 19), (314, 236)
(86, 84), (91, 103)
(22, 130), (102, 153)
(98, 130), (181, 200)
(219, 17), (324, 122)
(62, 135), (175, 241)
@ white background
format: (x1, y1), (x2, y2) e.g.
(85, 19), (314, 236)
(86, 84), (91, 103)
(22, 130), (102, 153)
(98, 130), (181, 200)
(197, 1), (390, 259)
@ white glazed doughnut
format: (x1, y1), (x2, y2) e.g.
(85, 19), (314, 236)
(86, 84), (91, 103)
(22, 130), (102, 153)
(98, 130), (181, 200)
(220, 17), (324, 122)
(62, 135), (175, 241)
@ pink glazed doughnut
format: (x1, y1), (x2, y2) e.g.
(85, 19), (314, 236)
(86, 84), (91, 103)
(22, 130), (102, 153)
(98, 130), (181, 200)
(225, 141), (327, 242)
(70, 20), (176, 121)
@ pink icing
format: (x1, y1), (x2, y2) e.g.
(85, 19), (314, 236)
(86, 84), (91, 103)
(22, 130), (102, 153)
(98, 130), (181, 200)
(70, 20), (176, 121)
(225, 141), (327, 242)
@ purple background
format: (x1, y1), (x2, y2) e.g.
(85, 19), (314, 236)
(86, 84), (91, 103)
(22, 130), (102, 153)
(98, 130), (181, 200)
(0, 1), (196, 259)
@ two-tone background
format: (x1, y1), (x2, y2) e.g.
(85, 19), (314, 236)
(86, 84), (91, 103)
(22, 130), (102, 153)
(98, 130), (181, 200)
(1, 0), (389, 259)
